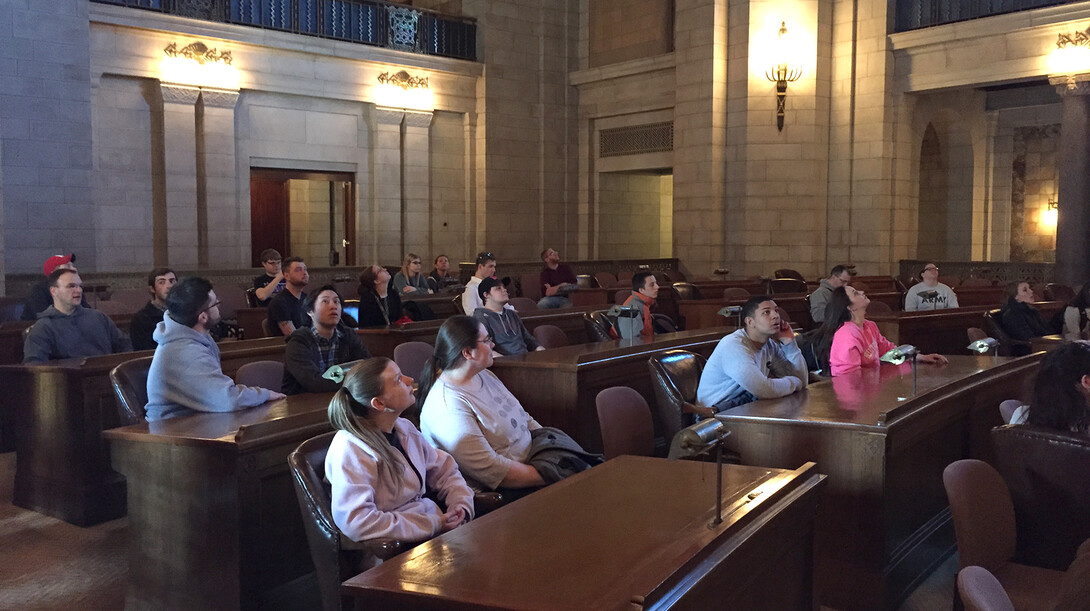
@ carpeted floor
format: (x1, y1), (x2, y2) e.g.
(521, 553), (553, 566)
(0, 449), (954, 610)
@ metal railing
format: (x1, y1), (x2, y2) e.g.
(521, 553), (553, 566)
(93, 0), (476, 61)
(895, 0), (1080, 31)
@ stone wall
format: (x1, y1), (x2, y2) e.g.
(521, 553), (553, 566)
(588, 0), (673, 67)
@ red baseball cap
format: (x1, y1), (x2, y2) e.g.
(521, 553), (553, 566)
(43, 254), (75, 276)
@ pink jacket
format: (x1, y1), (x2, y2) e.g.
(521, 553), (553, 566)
(829, 319), (897, 376)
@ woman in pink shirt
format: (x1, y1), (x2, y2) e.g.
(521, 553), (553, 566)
(817, 286), (947, 376)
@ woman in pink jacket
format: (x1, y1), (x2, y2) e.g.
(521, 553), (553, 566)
(324, 357), (474, 542)
(816, 286), (947, 376)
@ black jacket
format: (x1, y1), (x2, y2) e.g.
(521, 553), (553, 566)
(281, 324), (370, 395)
(357, 291), (403, 328)
(999, 299), (1050, 341)
(130, 302), (165, 351)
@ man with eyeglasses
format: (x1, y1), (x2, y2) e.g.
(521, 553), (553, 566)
(809, 265), (852, 323)
(145, 277), (285, 421)
(23, 267), (132, 363)
(905, 263), (959, 311)
(253, 248), (285, 307)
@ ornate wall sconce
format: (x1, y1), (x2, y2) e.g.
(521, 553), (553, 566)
(764, 22), (802, 132)
(1048, 30), (1090, 88)
(374, 69), (434, 112)
(160, 41), (240, 90)
(1043, 198), (1059, 228)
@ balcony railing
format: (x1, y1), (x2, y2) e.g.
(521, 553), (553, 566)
(895, 0), (1082, 31)
(93, 0), (476, 61)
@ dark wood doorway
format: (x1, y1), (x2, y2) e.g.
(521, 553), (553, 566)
(249, 168), (356, 268)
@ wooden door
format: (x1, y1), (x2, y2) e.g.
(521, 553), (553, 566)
(250, 175), (290, 267)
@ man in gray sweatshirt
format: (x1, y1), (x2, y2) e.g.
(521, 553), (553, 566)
(144, 277), (285, 421)
(473, 277), (544, 356)
(23, 268), (131, 363)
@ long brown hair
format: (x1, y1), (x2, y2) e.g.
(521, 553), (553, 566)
(327, 357), (407, 487)
(416, 316), (481, 410)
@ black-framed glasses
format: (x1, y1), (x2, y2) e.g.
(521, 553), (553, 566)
(202, 300), (222, 313)
(478, 336), (495, 347)
(411, 260), (422, 265)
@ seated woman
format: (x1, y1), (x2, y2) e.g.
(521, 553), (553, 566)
(392, 252), (433, 297)
(998, 281), (1051, 355)
(1063, 282), (1090, 341)
(325, 357), (474, 542)
(814, 285), (947, 376)
(1012, 341), (1090, 433)
(357, 265), (405, 328)
(282, 285), (370, 395)
(418, 315), (548, 493)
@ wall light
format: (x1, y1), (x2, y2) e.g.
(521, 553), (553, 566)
(764, 22), (803, 132)
(159, 41), (240, 90)
(1043, 198), (1059, 228)
(1048, 30), (1090, 88)
(374, 70), (434, 112)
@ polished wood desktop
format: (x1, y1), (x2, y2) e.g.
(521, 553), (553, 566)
(491, 327), (732, 452)
(343, 456), (826, 611)
(103, 392), (334, 610)
(715, 353), (1044, 610)
(871, 301), (1065, 355)
(0, 336), (287, 525)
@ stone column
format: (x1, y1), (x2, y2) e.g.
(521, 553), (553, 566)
(373, 107), (404, 263)
(402, 111), (433, 257)
(160, 84), (201, 268)
(1052, 79), (1090, 286)
(197, 88), (241, 268)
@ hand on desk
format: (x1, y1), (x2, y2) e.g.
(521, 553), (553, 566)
(917, 353), (948, 365)
(440, 506), (468, 532)
(268, 391), (287, 401)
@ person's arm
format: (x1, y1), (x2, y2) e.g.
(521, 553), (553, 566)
(809, 291), (827, 322)
(130, 309), (157, 352)
(518, 316), (541, 351)
(768, 335), (809, 390)
(392, 273), (413, 294)
(904, 290), (919, 311)
(721, 340), (804, 398)
(460, 287), (478, 316)
(426, 392), (520, 490)
(107, 317), (132, 353)
(1064, 307), (1081, 341)
(326, 435), (444, 542)
(499, 462), (545, 488)
(419, 435), (475, 523)
(22, 323), (51, 363)
(166, 351), (278, 412)
(277, 320), (296, 336)
(282, 333), (340, 394)
(829, 327), (864, 375)
(344, 329), (372, 361)
(946, 286), (959, 308)
(254, 272), (283, 302)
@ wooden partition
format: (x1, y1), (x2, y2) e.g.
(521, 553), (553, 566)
(0, 337), (287, 525)
(871, 301), (1064, 355)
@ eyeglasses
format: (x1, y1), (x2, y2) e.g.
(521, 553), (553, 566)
(411, 260), (421, 265)
(478, 336), (495, 347)
(265, 260), (281, 265)
(924, 266), (938, 272)
(202, 300), (222, 313)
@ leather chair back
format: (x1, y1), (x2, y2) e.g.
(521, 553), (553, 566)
(245, 287), (259, 307)
(867, 300), (893, 315)
(594, 272), (620, 289)
(518, 274), (542, 301)
(647, 350), (707, 444)
(508, 297), (537, 314)
(260, 318), (272, 338)
(1044, 283), (1076, 303)
(614, 290), (630, 305)
(722, 287), (750, 301)
(585, 311), (616, 342)
(992, 424), (1090, 570)
(670, 282), (702, 301)
(943, 459), (1016, 572)
(235, 360), (284, 390)
(110, 356), (154, 426)
(532, 324), (568, 349)
(773, 268), (805, 281)
(984, 309), (1027, 356)
(393, 341), (434, 381)
(957, 566), (1014, 611)
(769, 278), (808, 295)
(967, 327), (988, 343)
(595, 386), (654, 459)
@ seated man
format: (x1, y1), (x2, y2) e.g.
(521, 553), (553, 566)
(461, 252), (496, 315)
(538, 248), (577, 309)
(809, 265), (851, 323)
(21, 253), (88, 320)
(145, 277), (284, 421)
(429, 254), (460, 288)
(253, 248), (285, 307)
(696, 295), (808, 413)
(130, 267), (176, 351)
(268, 256), (309, 337)
(23, 268), (131, 363)
(282, 285), (371, 395)
(905, 263), (958, 311)
(622, 271), (659, 338)
(473, 277), (544, 356)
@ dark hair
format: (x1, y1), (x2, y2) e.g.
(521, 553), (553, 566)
(475, 252), (495, 267)
(1005, 281), (1028, 306)
(358, 266), (380, 297)
(812, 287), (853, 372)
(259, 249), (281, 263)
(740, 295), (774, 328)
(434, 254), (448, 264)
(48, 267), (77, 287)
(1029, 342), (1090, 433)
(416, 316), (481, 410)
(282, 256), (305, 271)
(829, 265), (848, 278)
(540, 248), (551, 261)
(632, 271), (654, 292)
(166, 277), (214, 328)
(147, 267), (175, 287)
(1071, 282), (1090, 310)
(304, 284), (341, 313)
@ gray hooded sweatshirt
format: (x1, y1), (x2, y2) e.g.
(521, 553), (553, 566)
(472, 307), (540, 356)
(23, 305), (130, 363)
(144, 313), (272, 421)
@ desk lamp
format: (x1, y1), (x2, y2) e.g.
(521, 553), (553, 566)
(717, 305), (743, 329)
(881, 344), (919, 394)
(668, 418), (731, 528)
(967, 337), (1000, 365)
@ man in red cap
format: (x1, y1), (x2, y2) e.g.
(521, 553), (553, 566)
(20, 254), (88, 320)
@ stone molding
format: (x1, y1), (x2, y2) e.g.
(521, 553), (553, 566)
(403, 110), (434, 128)
(160, 83), (201, 105)
(200, 88), (240, 109)
(374, 107), (405, 125)
(1050, 75), (1090, 96)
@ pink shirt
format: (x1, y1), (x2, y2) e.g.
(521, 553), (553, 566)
(829, 319), (897, 376)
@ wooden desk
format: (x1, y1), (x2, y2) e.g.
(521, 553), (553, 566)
(872, 301), (1065, 355)
(951, 286), (1006, 308)
(568, 286), (610, 306)
(343, 456), (826, 611)
(491, 327), (731, 452)
(0, 337), (287, 525)
(716, 354), (1043, 610)
(104, 392), (333, 610)
(679, 292), (903, 332)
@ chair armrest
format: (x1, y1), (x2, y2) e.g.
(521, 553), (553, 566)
(473, 491), (505, 516)
(341, 536), (409, 561)
(681, 402), (716, 418)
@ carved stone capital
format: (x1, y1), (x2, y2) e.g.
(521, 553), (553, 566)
(403, 110), (433, 128)
(161, 83), (201, 105)
(374, 107), (405, 125)
(1050, 74), (1090, 96)
(200, 88), (240, 109)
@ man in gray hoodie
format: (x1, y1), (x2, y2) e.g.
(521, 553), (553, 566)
(23, 268), (131, 363)
(144, 277), (285, 421)
(808, 265), (851, 323)
(473, 277), (544, 356)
